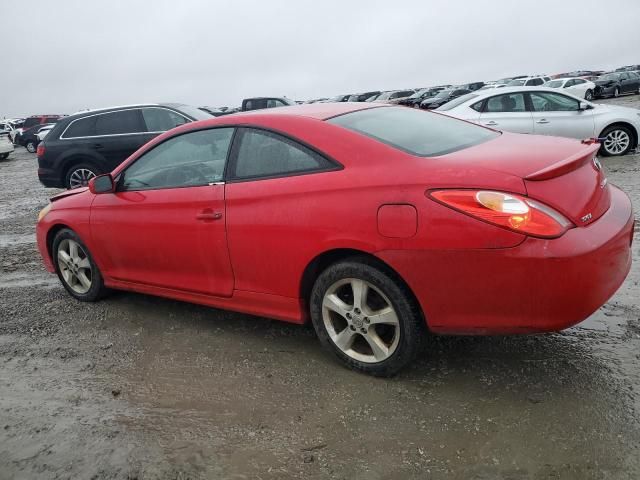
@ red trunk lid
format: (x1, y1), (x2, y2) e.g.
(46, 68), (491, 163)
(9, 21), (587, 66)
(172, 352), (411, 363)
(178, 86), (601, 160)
(441, 132), (611, 226)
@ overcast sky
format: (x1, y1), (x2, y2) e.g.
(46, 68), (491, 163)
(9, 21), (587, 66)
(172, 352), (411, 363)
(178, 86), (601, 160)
(2, 0), (639, 118)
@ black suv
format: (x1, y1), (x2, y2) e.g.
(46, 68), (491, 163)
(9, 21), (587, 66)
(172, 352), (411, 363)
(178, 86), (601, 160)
(37, 103), (211, 188)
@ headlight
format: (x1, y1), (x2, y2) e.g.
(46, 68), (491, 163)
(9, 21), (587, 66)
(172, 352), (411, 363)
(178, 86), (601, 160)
(38, 203), (51, 221)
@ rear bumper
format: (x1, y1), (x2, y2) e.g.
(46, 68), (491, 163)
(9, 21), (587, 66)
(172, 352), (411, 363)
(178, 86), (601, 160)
(377, 185), (634, 334)
(38, 167), (63, 188)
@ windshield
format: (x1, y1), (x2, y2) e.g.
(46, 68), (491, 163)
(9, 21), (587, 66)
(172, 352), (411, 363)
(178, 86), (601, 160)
(433, 90), (453, 100)
(409, 89), (429, 99)
(437, 93), (478, 111)
(546, 80), (564, 88)
(507, 79), (525, 86)
(328, 106), (498, 157)
(175, 104), (214, 120)
(376, 92), (394, 101)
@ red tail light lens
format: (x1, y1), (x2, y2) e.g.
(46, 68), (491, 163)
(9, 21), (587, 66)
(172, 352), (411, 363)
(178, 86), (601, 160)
(429, 190), (573, 238)
(36, 144), (45, 157)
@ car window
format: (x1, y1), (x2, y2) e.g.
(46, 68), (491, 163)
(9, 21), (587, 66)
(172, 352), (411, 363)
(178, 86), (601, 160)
(484, 93), (526, 113)
(328, 106), (498, 157)
(529, 92), (579, 112)
(231, 129), (333, 180)
(574, 79), (586, 85)
(526, 78), (543, 86)
(119, 128), (234, 191)
(62, 116), (97, 138)
(564, 79), (576, 87)
(470, 100), (484, 112)
(620, 73), (629, 80)
(546, 80), (564, 88)
(95, 110), (144, 135)
(142, 108), (189, 132)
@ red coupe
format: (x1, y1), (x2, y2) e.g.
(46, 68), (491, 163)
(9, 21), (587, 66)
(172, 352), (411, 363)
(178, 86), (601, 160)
(36, 103), (634, 376)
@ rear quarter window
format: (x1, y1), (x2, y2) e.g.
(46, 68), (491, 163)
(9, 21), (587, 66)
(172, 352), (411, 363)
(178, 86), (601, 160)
(328, 106), (498, 157)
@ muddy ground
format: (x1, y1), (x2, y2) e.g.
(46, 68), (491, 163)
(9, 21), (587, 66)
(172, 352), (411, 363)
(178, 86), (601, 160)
(1, 96), (640, 480)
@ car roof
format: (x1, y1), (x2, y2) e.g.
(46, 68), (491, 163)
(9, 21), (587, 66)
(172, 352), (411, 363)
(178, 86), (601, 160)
(64, 103), (188, 121)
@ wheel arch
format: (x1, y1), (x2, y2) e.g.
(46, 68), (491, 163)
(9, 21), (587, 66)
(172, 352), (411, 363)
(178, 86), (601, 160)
(59, 153), (104, 185)
(299, 248), (426, 326)
(599, 121), (639, 150)
(46, 223), (74, 263)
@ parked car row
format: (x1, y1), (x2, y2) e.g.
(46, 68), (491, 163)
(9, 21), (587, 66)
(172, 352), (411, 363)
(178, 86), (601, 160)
(438, 86), (640, 156)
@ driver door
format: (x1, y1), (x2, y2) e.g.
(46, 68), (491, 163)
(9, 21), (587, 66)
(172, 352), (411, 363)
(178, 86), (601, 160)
(528, 91), (595, 140)
(90, 127), (235, 297)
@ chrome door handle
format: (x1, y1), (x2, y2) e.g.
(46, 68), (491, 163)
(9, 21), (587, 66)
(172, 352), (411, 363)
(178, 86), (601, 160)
(484, 121), (498, 126)
(536, 119), (550, 124)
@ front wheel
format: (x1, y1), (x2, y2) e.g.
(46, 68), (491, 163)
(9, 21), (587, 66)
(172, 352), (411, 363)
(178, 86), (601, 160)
(25, 141), (36, 153)
(52, 229), (108, 301)
(585, 89), (593, 101)
(310, 258), (426, 376)
(600, 125), (633, 156)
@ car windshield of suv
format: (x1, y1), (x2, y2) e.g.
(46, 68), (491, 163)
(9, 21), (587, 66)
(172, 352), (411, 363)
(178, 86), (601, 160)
(546, 80), (564, 88)
(173, 104), (213, 121)
(328, 106), (498, 157)
(507, 79), (526, 86)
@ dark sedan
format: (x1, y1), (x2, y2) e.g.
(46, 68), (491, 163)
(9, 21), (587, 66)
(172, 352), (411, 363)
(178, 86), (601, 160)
(419, 88), (472, 109)
(594, 72), (640, 98)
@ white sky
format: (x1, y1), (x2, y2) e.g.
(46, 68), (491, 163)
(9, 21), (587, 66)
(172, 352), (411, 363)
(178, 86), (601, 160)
(1, 0), (639, 117)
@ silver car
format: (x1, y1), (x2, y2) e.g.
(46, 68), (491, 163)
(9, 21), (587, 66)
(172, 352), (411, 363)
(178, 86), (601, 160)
(438, 87), (640, 156)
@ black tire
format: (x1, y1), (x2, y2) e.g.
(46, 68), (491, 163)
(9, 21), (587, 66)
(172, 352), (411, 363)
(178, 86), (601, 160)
(64, 163), (101, 189)
(585, 89), (593, 101)
(0, 152), (9, 160)
(25, 141), (36, 153)
(52, 228), (108, 302)
(310, 257), (426, 377)
(613, 87), (620, 98)
(599, 125), (634, 157)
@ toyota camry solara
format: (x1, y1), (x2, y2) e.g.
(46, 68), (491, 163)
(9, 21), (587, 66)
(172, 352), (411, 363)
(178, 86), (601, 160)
(36, 103), (634, 376)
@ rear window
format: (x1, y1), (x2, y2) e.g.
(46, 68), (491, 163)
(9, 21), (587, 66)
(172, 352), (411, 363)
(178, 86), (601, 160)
(328, 106), (498, 157)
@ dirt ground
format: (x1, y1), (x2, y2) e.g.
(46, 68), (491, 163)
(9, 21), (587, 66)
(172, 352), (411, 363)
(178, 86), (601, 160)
(1, 97), (640, 480)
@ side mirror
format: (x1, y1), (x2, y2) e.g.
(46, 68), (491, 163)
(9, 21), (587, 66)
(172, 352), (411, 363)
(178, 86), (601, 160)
(578, 101), (592, 111)
(89, 174), (115, 194)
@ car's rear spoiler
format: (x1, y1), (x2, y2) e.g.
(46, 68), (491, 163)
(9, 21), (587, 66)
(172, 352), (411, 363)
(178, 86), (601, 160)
(524, 143), (600, 181)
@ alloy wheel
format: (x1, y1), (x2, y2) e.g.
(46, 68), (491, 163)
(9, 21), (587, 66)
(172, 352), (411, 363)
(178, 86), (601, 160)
(57, 239), (93, 294)
(585, 90), (593, 101)
(69, 168), (96, 189)
(25, 142), (36, 153)
(322, 278), (400, 363)
(603, 129), (630, 155)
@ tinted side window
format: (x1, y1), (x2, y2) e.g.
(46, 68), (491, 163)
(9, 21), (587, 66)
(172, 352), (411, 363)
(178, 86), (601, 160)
(485, 93), (526, 113)
(526, 78), (543, 86)
(120, 128), (234, 191)
(63, 117), (96, 138)
(470, 100), (484, 112)
(95, 110), (144, 136)
(530, 92), (579, 112)
(232, 129), (333, 180)
(142, 108), (189, 132)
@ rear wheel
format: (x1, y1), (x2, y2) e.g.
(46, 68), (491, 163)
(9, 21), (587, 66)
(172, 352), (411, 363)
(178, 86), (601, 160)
(310, 258), (425, 376)
(25, 140), (36, 153)
(600, 125), (633, 156)
(585, 89), (593, 101)
(65, 163), (99, 189)
(52, 229), (108, 301)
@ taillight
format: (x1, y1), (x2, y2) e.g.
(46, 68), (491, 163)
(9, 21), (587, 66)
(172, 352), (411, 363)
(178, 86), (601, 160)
(429, 190), (573, 238)
(36, 144), (45, 157)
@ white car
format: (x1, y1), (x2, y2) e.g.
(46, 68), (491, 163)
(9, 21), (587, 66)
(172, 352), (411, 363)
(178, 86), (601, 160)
(506, 76), (551, 87)
(0, 132), (14, 160)
(543, 77), (597, 100)
(35, 124), (54, 142)
(438, 86), (640, 156)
